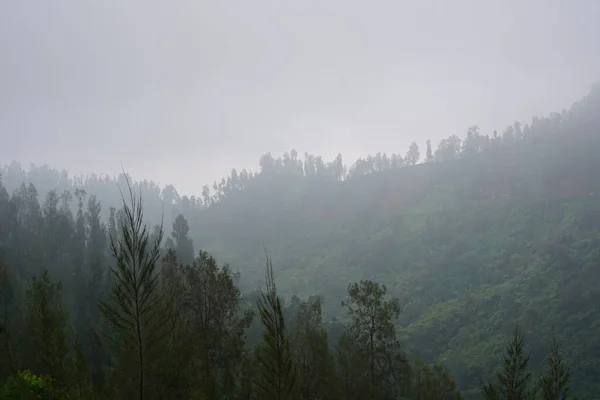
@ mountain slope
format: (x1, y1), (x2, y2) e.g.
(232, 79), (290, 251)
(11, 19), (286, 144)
(186, 86), (600, 397)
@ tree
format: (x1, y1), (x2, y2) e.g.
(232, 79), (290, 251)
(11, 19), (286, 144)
(71, 340), (93, 399)
(405, 142), (420, 166)
(538, 329), (570, 400)
(336, 329), (370, 400)
(172, 214), (194, 266)
(260, 153), (277, 174)
(481, 322), (532, 400)
(1, 369), (70, 400)
(85, 194), (107, 321)
(289, 298), (335, 399)
(341, 280), (403, 397)
(405, 358), (463, 399)
(435, 135), (462, 162)
(255, 253), (295, 399)
(23, 270), (72, 397)
(462, 125), (481, 158)
(0, 256), (14, 380)
(151, 249), (195, 399)
(99, 177), (169, 400)
(182, 250), (253, 397)
(425, 139), (434, 162)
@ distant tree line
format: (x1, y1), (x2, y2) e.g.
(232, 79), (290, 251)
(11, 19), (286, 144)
(3, 81), (594, 216)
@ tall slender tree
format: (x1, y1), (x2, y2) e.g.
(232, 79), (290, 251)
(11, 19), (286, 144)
(289, 298), (335, 400)
(23, 270), (71, 397)
(171, 214), (194, 266)
(538, 329), (570, 400)
(341, 280), (402, 397)
(255, 253), (295, 400)
(481, 322), (532, 400)
(99, 176), (168, 400)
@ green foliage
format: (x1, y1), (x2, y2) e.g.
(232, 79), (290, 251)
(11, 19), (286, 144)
(255, 254), (295, 399)
(171, 214), (194, 266)
(181, 249), (254, 397)
(403, 358), (463, 399)
(342, 280), (402, 392)
(538, 329), (570, 400)
(289, 298), (336, 399)
(0, 256), (13, 379)
(2, 84), (600, 398)
(98, 178), (169, 400)
(2, 370), (70, 400)
(23, 270), (71, 395)
(481, 323), (532, 400)
(71, 340), (92, 399)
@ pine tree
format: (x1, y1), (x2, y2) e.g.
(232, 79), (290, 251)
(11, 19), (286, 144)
(255, 253), (295, 400)
(539, 329), (570, 400)
(425, 139), (434, 162)
(71, 339), (92, 399)
(0, 256), (14, 380)
(99, 176), (169, 400)
(481, 322), (532, 400)
(171, 214), (194, 266)
(23, 270), (72, 397)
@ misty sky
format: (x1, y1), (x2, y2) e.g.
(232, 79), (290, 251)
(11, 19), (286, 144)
(1, 0), (599, 195)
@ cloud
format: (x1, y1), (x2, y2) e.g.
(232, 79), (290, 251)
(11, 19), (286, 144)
(1, 0), (599, 195)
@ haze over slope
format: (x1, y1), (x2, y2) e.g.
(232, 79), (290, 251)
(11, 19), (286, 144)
(2, 84), (599, 397)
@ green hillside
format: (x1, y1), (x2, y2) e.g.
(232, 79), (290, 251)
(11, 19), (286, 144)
(184, 86), (600, 397)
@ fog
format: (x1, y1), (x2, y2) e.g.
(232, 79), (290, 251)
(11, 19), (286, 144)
(1, 0), (599, 195)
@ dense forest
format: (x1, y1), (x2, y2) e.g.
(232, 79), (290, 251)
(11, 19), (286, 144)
(1, 83), (599, 398)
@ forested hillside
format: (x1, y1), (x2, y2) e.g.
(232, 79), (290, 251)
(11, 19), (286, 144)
(1, 84), (599, 398)
(186, 84), (600, 397)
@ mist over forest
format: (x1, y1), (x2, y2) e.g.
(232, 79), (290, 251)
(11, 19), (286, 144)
(1, 84), (599, 399)
(3, 1), (600, 399)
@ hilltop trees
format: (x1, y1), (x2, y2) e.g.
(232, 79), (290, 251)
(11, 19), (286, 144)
(170, 213), (194, 266)
(405, 142), (420, 166)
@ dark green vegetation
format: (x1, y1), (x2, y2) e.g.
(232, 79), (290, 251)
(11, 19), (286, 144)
(1, 84), (599, 398)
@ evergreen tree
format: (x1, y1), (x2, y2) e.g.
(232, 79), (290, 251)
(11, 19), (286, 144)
(0, 256), (13, 381)
(538, 329), (570, 400)
(481, 322), (532, 400)
(180, 249), (253, 397)
(99, 177), (169, 400)
(23, 270), (72, 397)
(425, 139), (434, 162)
(255, 253), (295, 400)
(171, 213), (194, 266)
(405, 142), (421, 166)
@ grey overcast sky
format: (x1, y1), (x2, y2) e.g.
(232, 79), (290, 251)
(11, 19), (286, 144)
(1, 0), (599, 195)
